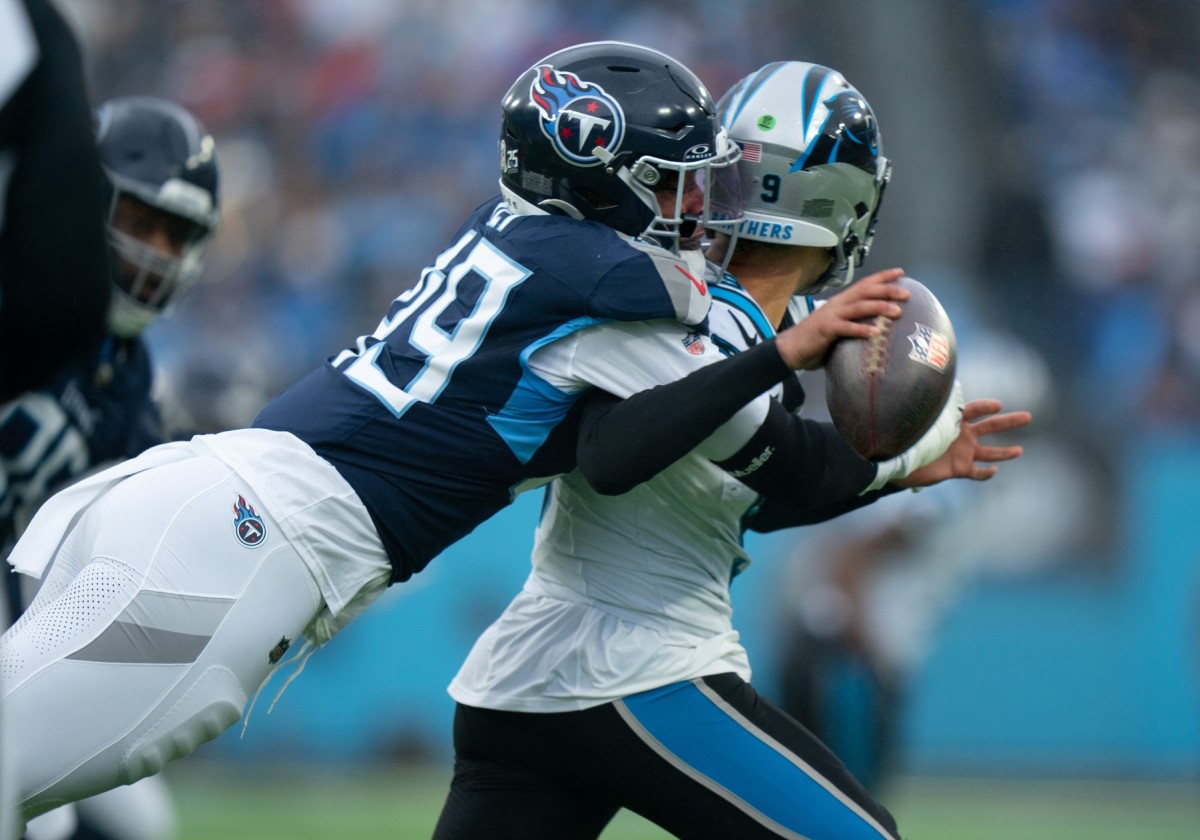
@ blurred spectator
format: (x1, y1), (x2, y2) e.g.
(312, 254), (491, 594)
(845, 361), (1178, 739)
(772, 326), (1104, 792)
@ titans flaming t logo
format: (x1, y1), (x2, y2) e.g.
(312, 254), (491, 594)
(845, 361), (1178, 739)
(233, 494), (267, 547)
(530, 65), (625, 166)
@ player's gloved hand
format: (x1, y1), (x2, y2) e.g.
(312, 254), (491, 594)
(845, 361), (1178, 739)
(862, 379), (963, 492)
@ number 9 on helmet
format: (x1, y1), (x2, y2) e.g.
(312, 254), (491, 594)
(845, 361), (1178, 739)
(712, 61), (891, 295)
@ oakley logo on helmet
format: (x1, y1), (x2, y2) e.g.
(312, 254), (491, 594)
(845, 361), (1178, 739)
(683, 143), (714, 162)
(530, 65), (625, 166)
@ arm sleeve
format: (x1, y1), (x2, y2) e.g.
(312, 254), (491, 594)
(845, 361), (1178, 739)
(743, 486), (904, 532)
(0, 0), (111, 402)
(575, 340), (794, 495)
(712, 399), (882, 507)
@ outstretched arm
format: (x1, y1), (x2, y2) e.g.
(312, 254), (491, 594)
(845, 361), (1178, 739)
(574, 270), (909, 495)
(895, 400), (1032, 488)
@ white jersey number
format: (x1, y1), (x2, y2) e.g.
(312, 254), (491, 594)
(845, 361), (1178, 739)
(335, 233), (531, 417)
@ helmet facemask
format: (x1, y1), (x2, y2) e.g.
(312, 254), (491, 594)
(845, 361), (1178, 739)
(595, 128), (742, 255)
(106, 180), (217, 338)
(96, 96), (221, 338)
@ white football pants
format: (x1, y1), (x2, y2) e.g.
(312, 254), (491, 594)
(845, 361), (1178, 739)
(0, 455), (324, 821)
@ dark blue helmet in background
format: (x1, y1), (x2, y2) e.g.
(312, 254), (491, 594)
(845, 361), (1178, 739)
(95, 96), (220, 337)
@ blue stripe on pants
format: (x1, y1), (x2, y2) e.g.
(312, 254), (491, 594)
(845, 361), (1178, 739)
(617, 680), (893, 839)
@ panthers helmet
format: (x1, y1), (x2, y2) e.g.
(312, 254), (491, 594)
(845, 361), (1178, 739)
(499, 41), (741, 250)
(714, 62), (890, 293)
(95, 96), (220, 337)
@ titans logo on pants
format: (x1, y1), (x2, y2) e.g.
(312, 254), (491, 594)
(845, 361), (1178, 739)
(530, 64), (625, 166)
(233, 494), (267, 547)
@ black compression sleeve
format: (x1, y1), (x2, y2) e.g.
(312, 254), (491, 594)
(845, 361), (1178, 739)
(714, 399), (879, 507)
(743, 486), (904, 532)
(575, 340), (793, 495)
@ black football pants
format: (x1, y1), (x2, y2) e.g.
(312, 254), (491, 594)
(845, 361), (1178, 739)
(432, 673), (900, 840)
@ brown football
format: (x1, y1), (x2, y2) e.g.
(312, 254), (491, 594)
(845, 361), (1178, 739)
(824, 276), (957, 461)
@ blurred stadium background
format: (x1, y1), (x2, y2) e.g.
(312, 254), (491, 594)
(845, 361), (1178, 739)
(48, 0), (1200, 836)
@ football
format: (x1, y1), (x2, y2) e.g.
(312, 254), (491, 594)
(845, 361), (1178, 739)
(824, 276), (957, 461)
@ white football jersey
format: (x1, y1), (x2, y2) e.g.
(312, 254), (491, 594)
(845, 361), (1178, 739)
(450, 283), (814, 711)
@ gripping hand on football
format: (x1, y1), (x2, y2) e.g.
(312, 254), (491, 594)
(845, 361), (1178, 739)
(773, 268), (908, 370)
(894, 398), (1033, 488)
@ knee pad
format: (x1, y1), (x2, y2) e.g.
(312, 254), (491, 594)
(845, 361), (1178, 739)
(120, 665), (246, 784)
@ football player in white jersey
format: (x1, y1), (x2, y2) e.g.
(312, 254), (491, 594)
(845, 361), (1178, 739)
(0, 44), (915, 831)
(436, 62), (1033, 840)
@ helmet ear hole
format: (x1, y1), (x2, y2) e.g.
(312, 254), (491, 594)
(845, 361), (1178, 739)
(854, 201), (870, 218)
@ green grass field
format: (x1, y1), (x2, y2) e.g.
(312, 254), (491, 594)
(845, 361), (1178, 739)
(166, 761), (1200, 839)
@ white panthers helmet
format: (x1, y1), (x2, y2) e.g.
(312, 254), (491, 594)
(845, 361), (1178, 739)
(714, 62), (891, 294)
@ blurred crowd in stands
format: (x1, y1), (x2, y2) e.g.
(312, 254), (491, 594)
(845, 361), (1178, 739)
(56, 0), (1200, 444)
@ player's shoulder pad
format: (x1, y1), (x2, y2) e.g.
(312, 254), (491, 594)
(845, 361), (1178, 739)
(622, 237), (711, 326)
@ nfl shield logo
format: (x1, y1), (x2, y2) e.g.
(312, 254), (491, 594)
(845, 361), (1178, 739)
(907, 323), (951, 372)
(683, 332), (706, 355)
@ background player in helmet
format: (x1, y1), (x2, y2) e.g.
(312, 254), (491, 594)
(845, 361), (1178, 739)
(0, 43), (910, 827)
(433, 62), (1031, 840)
(0, 96), (220, 562)
(3, 95), (220, 840)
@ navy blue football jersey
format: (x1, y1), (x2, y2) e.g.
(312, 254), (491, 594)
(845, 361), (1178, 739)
(254, 195), (710, 582)
(2, 335), (162, 616)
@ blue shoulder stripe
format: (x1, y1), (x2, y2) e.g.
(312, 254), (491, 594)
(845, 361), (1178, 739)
(711, 285), (775, 339)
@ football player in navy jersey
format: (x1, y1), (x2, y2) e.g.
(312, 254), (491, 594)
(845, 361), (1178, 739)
(0, 43), (914, 826)
(434, 63), (1033, 840)
(3, 95), (218, 840)
(1, 96), (219, 566)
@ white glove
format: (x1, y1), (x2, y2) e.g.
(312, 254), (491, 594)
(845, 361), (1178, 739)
(862, 379), (964, 492)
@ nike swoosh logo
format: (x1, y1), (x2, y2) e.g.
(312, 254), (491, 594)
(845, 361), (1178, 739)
(731, 314), (760, 349)
(675, 264), (707, 295)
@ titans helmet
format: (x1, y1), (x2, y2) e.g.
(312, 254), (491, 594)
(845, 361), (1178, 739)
(714, 62), (891, 293)
(499, 41), (741, 251)
(95, 96), (220, 337)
